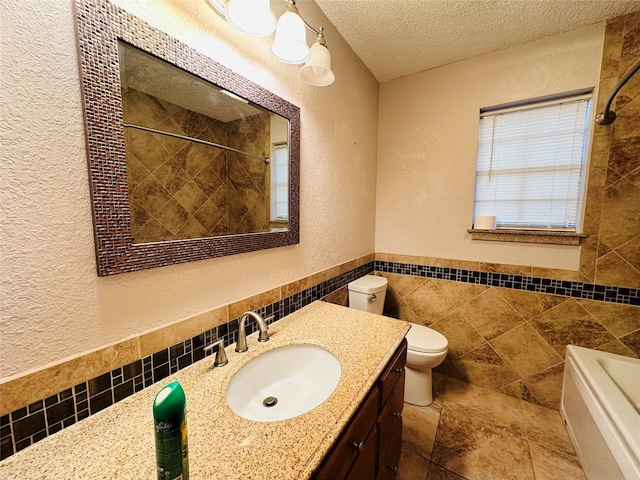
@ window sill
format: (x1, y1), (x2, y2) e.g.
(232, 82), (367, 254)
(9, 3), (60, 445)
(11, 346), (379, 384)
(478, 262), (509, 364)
(467, 229), (586, 246)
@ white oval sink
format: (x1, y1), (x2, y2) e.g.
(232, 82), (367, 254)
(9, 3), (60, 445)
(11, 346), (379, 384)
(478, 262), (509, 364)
(226, 344), (341, 422)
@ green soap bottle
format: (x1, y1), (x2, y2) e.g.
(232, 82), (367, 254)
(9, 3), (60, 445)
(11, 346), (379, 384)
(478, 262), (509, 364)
(153, 381), (189, 480)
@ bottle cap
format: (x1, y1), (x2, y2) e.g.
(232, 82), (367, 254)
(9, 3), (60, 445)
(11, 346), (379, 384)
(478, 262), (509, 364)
(153, 381), (186, 420)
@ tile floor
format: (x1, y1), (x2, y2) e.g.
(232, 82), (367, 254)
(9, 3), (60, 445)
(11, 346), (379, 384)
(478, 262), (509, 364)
(397, 374), (587, 480)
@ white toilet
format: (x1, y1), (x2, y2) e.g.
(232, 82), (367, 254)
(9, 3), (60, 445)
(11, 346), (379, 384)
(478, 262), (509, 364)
(348, 275), (449, 406)
(403, 323), (448, 406)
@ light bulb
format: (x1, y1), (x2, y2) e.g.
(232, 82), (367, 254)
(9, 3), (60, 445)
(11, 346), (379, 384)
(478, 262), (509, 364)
(271, 6), (309, 64)
(298, 39), (334, 86)
(225, 0), (276, 37)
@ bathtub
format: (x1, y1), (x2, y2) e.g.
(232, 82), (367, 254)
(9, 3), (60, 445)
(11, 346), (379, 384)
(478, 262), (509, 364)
(561, 345), (640, 480)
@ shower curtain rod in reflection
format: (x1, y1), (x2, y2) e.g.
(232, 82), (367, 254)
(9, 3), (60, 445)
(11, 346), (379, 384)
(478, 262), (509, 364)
(123, 123), (270, 164)
(595, 56), (640, 125)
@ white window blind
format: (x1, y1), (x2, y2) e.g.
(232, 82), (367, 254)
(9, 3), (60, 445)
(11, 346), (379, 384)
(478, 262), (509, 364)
(473, 95), (591, 230)
(271, 144), (289, 220)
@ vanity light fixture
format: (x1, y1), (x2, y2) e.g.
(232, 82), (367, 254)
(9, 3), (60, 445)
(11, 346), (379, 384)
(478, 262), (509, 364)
(206, 0), (335, 86)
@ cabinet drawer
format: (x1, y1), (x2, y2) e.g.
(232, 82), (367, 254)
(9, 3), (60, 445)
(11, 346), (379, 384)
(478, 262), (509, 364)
(379, 340), (407, 409)
(377, 417), (402, 480)
(314, 385), (379, 480)
(378, 369), (405, 466)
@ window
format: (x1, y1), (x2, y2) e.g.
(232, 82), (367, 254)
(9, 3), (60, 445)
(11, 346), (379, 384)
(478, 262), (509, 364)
(473, 93), (592, 232)
(271, 143), (289, 221)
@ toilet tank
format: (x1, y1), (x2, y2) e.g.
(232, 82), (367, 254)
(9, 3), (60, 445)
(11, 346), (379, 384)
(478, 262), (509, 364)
(348, 275), (388, 315)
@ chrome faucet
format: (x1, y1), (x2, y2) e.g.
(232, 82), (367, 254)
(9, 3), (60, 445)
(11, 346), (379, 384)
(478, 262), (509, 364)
(235, 311), (271, 353)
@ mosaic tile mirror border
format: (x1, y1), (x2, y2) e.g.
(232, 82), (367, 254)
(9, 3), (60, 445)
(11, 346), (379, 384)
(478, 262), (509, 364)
(75, 0), (300, 276)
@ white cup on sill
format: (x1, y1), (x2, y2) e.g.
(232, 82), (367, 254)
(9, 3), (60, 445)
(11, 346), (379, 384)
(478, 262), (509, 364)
(474, 216), (496, 229)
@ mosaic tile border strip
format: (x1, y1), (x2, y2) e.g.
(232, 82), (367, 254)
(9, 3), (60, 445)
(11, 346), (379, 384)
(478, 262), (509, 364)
(375, 261), (640, 305)
(0, 263), (374, 460)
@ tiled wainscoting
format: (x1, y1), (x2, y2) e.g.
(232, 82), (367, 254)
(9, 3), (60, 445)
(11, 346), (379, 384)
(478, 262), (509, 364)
(2, 254), (639, 460)
(0, 258), (374, 460)
(374, 257), (639, 412)
(324, 257), (639, 412)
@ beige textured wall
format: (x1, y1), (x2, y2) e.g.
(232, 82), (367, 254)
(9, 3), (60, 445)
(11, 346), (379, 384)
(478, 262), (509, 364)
(376, 24), (605, 270)
(0, 0), (379, 379)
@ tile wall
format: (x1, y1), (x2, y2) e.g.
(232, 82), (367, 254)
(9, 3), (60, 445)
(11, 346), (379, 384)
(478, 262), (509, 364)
(370, 254), (639, 412)
(580, 12), (640, 287)
(2, 252), (638, 460)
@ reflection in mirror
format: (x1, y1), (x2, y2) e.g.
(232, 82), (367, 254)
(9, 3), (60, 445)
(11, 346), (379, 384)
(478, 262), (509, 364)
(118, 41), (289, 243)
(74, 0), (300, 276)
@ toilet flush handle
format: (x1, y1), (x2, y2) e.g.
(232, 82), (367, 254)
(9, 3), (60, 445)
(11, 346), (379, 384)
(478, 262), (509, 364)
(368, 294), (377, 302)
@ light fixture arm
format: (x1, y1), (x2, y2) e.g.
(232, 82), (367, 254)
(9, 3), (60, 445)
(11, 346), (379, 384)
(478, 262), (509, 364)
(302, 18), (321, 36)
(286, 0), (325, 38)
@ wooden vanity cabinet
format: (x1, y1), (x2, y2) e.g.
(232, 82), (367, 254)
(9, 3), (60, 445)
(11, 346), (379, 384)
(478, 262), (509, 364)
(314, 385), (379, 480)
(313, 339), (407, 480)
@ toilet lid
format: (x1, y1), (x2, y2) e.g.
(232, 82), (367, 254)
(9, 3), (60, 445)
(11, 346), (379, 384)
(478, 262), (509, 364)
(406, 323), (448, 353)
(348, 275), (388, 294)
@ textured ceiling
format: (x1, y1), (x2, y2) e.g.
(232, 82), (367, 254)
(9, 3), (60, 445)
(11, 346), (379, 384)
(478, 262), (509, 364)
(313, 0), (640, 82)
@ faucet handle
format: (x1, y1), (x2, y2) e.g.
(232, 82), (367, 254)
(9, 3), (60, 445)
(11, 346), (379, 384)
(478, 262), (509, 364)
(258, 315), (274, 342)
(204, 339), (228, 367)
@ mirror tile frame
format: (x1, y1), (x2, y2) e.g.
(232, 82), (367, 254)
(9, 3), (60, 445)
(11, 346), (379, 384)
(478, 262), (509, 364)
(74, 0), (300, 276)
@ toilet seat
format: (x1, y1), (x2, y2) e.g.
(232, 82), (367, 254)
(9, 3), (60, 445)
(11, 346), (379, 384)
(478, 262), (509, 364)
(406, 323), (448, 353)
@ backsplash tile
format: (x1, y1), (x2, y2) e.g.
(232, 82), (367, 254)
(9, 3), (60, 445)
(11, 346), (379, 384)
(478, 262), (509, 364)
(0, 260), (374, 459)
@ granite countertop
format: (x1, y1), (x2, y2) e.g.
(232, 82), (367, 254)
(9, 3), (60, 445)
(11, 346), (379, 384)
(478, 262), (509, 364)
(0, 301), (409, 479)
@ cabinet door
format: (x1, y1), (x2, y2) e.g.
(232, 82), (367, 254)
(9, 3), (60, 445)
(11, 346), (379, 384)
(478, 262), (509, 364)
(314, 386), (379, 480)
(346, 423), (378, 480)
(377, 419), (402, 480)
(378, 369), (405, 468)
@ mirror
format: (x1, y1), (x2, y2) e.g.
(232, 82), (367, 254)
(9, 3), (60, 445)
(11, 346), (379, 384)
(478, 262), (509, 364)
(119, 41), (290, 243)
(75, 0), (300, 276)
